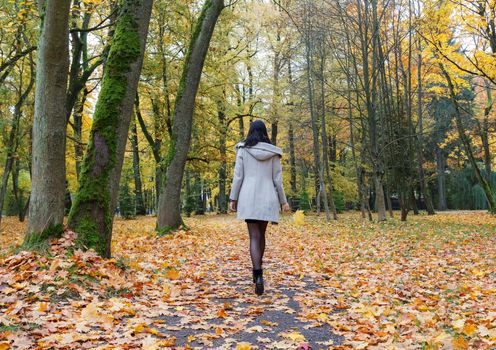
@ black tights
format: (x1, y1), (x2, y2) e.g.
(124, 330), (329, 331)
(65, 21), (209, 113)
(247, 221), (268, 270)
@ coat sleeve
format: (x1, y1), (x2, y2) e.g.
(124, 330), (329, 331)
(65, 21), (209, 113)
(272, 155), (287, 205)
(229, 148), (244, 201)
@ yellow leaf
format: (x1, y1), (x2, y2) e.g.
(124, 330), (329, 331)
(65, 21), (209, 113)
(37, 302), (48, 313)
(462, 322), (477, 336)
(261, 320), (278, 326)
(236, 343), (251, 350)
(147, 327), (159, 335)
(165, 269), (180, 280)
(452, 335), (469, 349)
(134, 323), (146, 333)
(471, 268), (485, 277)
(281, 331), (305, 342)
(317, 313), (328, 322)
(0, 342), (10, 350)
(293, 210), (305, 225)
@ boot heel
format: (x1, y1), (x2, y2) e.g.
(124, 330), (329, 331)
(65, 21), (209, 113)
(255, 276), (264, 295)
(253, 269), (264, 295)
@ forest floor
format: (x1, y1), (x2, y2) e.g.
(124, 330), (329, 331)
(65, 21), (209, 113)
(0, 211), (495, 349)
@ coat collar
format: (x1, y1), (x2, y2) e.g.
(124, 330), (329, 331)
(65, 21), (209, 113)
(235, 141), (283, 157)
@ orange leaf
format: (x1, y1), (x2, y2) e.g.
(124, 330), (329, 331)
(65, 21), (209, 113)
(37, 302), (48, 313)
(217, 308), (228, 318)
(462, 322), (477, 336)
(165, 269), (180, 280)
(453, 336), (469, 349)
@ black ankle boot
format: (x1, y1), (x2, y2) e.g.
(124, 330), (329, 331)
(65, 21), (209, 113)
(253, 269), (264, 295)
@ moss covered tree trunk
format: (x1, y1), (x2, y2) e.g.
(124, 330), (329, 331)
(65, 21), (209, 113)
(157, 0), (224, 232)
(68, 0), (153, 257)
(26, 0), (71, 243)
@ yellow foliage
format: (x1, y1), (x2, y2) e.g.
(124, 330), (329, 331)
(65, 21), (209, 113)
(293, 210), (305, 225)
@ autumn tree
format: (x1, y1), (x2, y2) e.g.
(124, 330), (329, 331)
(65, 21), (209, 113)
(25, 0), (71, 243)
(68, 0), (153, 257)
(157, 0), (225, 232)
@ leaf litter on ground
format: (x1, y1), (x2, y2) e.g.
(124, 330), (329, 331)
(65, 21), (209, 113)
(0, 211), (495, 349)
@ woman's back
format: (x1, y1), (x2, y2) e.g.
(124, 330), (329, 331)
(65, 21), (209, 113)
(229, 141), (287, 223)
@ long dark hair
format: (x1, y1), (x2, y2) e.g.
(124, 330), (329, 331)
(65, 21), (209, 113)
(244, 120), (271, 147)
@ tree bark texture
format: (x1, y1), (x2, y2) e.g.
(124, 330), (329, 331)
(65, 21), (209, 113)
(26, 0), (71, 241)
(157, 0), (224, 232)
(68, 0), (153, 257)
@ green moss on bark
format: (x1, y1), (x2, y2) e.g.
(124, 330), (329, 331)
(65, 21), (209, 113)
(68, 8), (142, 257)
(73, 216), (108, 256)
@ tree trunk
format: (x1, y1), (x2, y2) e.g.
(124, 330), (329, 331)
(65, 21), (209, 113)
(271, 122), (278, 145)
(26, 0), (71, 242)
(436, 147), (447, 210)
(235, 84), (245, 138)
(415, 39), (435, 215)
(357, 0), (386, 221)
(0, 42), (34, 226)
(217, 101), (227, 214)
(73, 88), (88, 179)
(287, 61), (297, 195)
(157, 0), (224, 232)
(303, 6), (330, 221)
(195, 173), (205, 215)
(440, 63), (496, 213)
(411, 189), (419, 215)
(318, 51), (337, 220)
(135, 94), (162, 212)
(12, 160), (27, 222)
(385, 188), (394, 218)
(0, 157), (14, 225)
(68, 0), (153, 257)
(288, 121), (297, 194)
(130, 118), (146, 215)
(399, 190), (409, 221)
(66, 7), (104, 123)
(481, 79), (493, 183)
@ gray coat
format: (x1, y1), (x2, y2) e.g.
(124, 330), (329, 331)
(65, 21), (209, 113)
(229, 141), (287, 223)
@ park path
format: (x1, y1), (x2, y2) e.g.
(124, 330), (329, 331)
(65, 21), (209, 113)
(114, 215), (344, 349)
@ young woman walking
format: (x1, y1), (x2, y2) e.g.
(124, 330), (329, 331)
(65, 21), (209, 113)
(229, 120), (290, 295)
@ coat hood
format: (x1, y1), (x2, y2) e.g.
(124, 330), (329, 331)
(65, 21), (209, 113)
(235, 141), (282, 161)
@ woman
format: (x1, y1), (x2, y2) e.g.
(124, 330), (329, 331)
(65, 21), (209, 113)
(229, 120), (290, 295)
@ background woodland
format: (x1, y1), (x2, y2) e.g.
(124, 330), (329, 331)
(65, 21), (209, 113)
(1, 0), (496, 255)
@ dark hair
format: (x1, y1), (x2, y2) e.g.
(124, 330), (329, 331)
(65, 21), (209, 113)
(244, 120), (271, 147)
